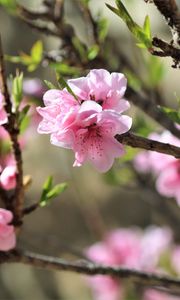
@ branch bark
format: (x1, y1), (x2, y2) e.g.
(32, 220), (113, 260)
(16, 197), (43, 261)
(0, 35), (24, 226)
(116, 132), (180, 158)
(1, 250), (180, 295)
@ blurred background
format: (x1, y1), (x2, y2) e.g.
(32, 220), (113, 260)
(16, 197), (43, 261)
(0, 0), (180, 299)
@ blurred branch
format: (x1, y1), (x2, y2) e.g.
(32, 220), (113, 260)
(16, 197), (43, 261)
(116, 132), (180, 158)
(126, 87), (180, 139)
(1, 249), (180, 295)
(0, 35), (24, 226)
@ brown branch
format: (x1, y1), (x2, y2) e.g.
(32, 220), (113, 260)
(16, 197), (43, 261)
(0, 35), (24, 226)
(153, 0), (180, 44)
(116, 132), (180, 158)
(1, 250), (180, 295)
(152, 37), (180, 67)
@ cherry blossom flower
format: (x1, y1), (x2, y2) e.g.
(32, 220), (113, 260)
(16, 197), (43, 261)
(37, 69), (132, 172)
(85, 227), (171, 300)
(67, 69), (129, 112)
(0, 92), (7, 125)
(0, 208), (16, 251)
(134, 131), (180, 204)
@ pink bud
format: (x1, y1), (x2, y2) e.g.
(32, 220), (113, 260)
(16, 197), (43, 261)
(0, 208), (16, 251)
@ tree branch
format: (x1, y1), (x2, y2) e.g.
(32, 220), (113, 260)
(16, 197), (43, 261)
(116, 132), (180, 158)
(1, 250), (180, 295)
(0, 35), (24, 226)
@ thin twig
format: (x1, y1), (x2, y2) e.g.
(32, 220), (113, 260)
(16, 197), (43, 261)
(116, 132), (180, 158)
(1, 250), (180, 295)
(0, 35), (24, 226)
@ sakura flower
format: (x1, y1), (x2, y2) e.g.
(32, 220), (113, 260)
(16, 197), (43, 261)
(0, 208), (16, 251)
(68, 69), (129, 113)
(0, 165), (16, 190)
(51, 101), (132, 172)
(85, 227), (173, 300)
(134, 131), (180, 204)
(37, 70), (132, 172)
(0, 92), (7, 125)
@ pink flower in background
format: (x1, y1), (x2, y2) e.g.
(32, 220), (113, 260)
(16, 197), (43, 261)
(0, 208), (16, 251)
(144, 289), (179, 300)
(85, 227), (171, 300)
(37, 69), (132, 172)
(23, 78), (46, 98)
(0, 92), (7, 125)
(134, 131), (180, 204)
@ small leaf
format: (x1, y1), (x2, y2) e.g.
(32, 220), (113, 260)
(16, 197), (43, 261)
(97, 16), (109, 43)
(72, 37), (87, 61)
(106, 1), (152, 48)
(87, 45), (99, 60)
(0, 0), (16, 12)
(12, 72), (24, 108)
(56, 73), (78, 100)
(46, 182), (68, 199)
(18, 105), (30, 126)
(50, 63), (80, 76)
(159, 106), (180, 124)
(143, 15), (151, 39)
(30, 40), (43, 64)
(44, 80), (57, 89)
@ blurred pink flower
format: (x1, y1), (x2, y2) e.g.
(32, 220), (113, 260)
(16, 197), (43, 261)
(0, 208), (16, 251)
(23, 78), (46, 98)
(134, 131), (180, 204)
(0, 92), (7, 125)
(37, 69), (132, 172)
(86, 227), (171, 300)
(144, 289), (179, 300)
(0, 165), (16, 190)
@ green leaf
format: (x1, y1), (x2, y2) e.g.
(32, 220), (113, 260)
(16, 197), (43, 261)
(50, 63), (80, 76)
(30, 40), (43, 64)
(0, 0), (16, 12)
(56, 73), (78, 100)
(159, 106), (180, 124)
(5, 55), (22, 63)
(12, 72), (24, 109)
(143, 15), (151, 39)
(44, 80), (57, 89)
(147, 56), (165, 87)
(18, 105), (30, 125)
(72, 37), (87, 61)
(97, 16), (109, 43)
(124, 69), (142, 91)
(46, 183), (68, 199)
(40, 176), (67, 207)
(87, 45), (100, 60)
(106, 1), (152, 48)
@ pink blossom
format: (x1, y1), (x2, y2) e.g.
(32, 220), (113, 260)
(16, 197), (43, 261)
(0, 165), (16, 190)
(37, 70), (132, 172)
(0, 208), (16, 251)
(23, 78), (46, 98)
(134, 131), (180, 203)
(68, 69), (129, 112)
(85, 227), (172, 300)
(144, 289), (179, 300)
(0, 92), (7, 125)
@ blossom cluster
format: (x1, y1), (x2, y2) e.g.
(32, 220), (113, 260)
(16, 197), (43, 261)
(134, 131), (180, 204)
(85, 227), (179, 300)
(37, 69), (132, 172)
